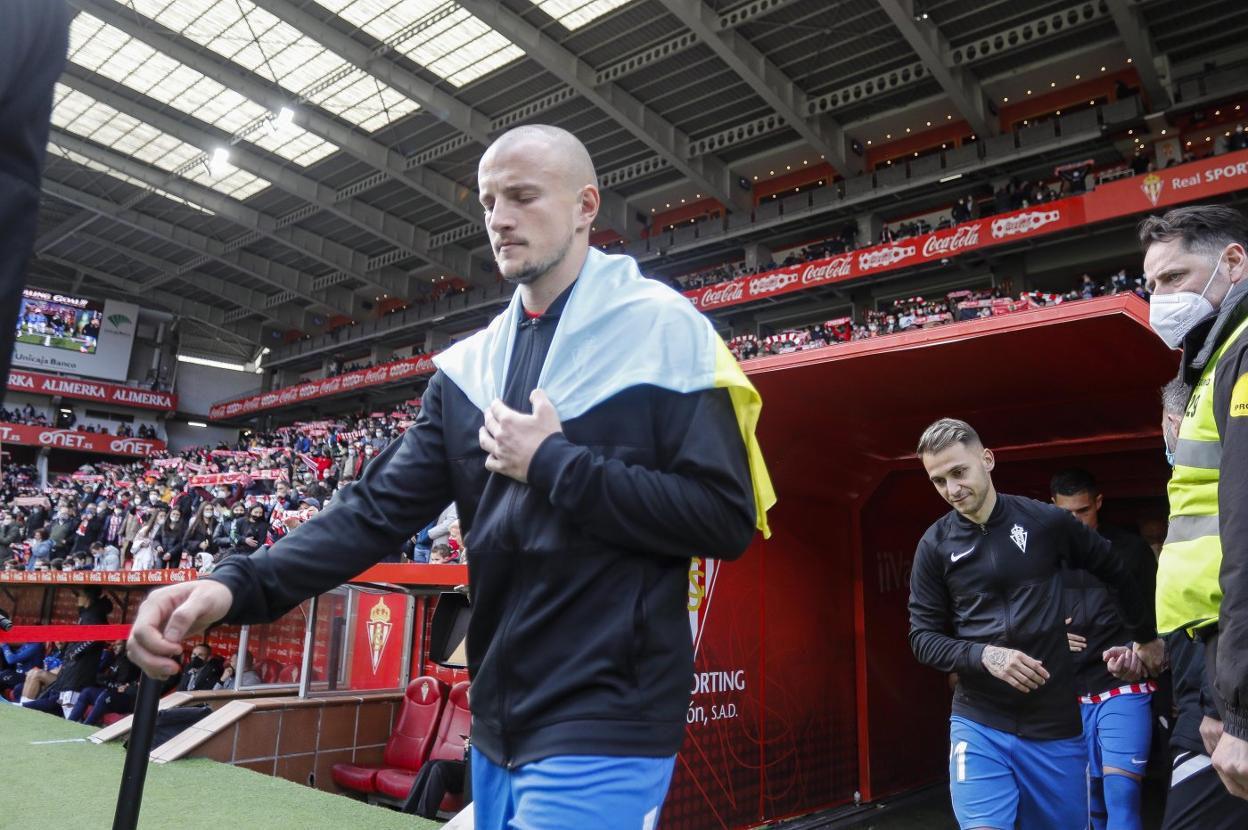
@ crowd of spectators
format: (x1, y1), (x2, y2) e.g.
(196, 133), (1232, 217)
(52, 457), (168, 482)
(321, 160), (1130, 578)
(0, 404), (49, 426)
(0, 400), (462, 578)
(670, 122), (1248, 297)
(727, 269), (1147, 361)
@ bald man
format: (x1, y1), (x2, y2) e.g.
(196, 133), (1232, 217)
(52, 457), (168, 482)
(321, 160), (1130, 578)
(126, 125), (769, 828)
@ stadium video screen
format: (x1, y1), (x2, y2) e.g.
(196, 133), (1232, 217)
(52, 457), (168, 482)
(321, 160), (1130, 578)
(17, 288), (105, 355)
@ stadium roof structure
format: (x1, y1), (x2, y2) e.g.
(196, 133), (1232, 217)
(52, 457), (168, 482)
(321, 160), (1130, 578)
(27, 0), (1248, 364)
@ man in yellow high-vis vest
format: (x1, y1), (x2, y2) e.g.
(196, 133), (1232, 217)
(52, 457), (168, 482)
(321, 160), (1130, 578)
(1142, 205), (1248, 798)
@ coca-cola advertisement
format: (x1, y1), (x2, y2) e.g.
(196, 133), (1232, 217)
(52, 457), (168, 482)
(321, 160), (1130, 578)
(686, 200), (1083, 312)
(209, 351), (438, 420)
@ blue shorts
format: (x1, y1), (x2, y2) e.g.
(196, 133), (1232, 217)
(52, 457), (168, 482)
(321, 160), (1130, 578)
(949, 716), (1087, 830)
(471, 748), (676, 830)
(1081, 692), (1152, 778)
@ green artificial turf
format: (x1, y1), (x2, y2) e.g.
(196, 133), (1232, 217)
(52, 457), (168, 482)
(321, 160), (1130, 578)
(0, 704), (439, 830)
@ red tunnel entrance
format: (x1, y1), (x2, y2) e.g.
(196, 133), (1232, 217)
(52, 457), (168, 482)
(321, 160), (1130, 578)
(663, 295), (1179, 829)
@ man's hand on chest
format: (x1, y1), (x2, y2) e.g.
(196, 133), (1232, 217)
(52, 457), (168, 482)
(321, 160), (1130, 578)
(479, 389), (563, 483)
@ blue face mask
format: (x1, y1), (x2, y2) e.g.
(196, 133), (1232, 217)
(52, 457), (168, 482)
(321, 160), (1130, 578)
(1165, 448), (1176, 467)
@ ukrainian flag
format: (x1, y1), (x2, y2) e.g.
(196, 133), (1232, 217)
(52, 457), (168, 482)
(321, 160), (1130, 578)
(434, 247), (775, 537)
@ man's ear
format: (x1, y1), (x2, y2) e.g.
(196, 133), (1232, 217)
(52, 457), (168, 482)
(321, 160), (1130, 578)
(982, 448), (995, 472)
(576, 185), (601, 232)
(1226, 242), (1247, 285)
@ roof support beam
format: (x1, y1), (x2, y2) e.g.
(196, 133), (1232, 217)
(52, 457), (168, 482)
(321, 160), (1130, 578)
(656, 0), (861, 175)
(69, 231), (308, 331)
(60, 68), (474, 281)
(40, 178), (353, 319)
(1105, 0), (1171, 109)
(876, 0), (997, 137)
(45, 129), (405, 301)
(31, 256), (263, 345)
(73, 0), (482, 247)
(457, 0), (749, 213)
(246, 0), (640, 238)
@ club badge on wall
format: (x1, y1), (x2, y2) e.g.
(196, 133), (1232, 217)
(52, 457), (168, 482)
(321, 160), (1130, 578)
(366, 596), (393, 674)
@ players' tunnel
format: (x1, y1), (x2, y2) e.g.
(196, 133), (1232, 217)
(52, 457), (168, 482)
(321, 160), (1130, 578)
(663, 294), (1179, 829)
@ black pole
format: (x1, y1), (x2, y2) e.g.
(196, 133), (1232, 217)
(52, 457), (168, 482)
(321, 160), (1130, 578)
(112, 673), (163, 830)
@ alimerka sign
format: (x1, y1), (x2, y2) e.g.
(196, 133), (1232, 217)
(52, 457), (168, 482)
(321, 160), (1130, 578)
(7, 369), (176, 410)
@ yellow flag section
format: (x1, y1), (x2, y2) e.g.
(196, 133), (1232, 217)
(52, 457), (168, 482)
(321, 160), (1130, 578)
(714, 337), (776, 539)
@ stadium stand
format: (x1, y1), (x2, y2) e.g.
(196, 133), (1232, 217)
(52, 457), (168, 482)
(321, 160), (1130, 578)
(5, 1), (1248, 828)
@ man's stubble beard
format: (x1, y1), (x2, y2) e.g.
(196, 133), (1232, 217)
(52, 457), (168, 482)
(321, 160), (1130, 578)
(499, 231), (573, 286)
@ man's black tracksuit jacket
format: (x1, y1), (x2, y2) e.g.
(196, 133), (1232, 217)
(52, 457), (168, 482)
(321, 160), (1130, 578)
(909, 494), (1156, 740)
(208, 283), (758, 768)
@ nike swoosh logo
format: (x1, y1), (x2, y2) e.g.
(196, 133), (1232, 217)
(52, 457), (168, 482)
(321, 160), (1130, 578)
(1131, 757), (1148, 765)
(951, 547), (975, 562)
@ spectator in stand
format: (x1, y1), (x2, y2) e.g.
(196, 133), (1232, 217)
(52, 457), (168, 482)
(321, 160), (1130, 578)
(0, 511), (23, 555)
(134, 508), (165, 568)
(24, 530), (51, 571)
(952, 195), (973, 224)
(68, 640), (138, 725)
(153, 507), (187, 569)
(24, 588), (113, 717)
(213, 503), (248, 556)
(214, 650), (262, 690)
(97, 502), (125, 549)
(222, 505), (267, 560)
(46, 506), (75, 557)
(181, 501), (219, 565)
(18, 641), (63, 704)
(90, 541), (120, 571)
(428, 503), (458, 549)
(176, 643), (223, 692)
(1, 640), (44, 701)
(1230, 125), (1248, 153)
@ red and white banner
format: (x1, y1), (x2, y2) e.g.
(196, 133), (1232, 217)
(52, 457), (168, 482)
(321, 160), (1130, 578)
(251, 468), (288, 481)
(0, 422), (164, 456)
(686, 200), (1085, 311)
(13, 496), (50, 507)
(209, 353), (438, 420)
(151, 457), (184, 468)
(6, 369), (176, 411)
(188, 472), (250, 487)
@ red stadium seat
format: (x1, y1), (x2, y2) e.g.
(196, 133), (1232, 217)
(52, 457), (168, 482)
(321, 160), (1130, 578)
(374, 680), (470, 809)
(277, 664), (299, 684)
(331, 676), (447, 795)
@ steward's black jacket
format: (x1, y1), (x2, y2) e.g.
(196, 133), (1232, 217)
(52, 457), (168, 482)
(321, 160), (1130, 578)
(909, 494), (1156, 739)
(207, 282), (757, 767)
(1062, 525), (1158, 697)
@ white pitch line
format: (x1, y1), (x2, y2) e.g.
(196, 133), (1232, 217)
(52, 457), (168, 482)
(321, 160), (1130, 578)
(29, 738), (89, 745)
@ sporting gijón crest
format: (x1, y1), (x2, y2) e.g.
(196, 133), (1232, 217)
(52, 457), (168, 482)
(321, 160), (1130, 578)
(1010, 523), (1029, 553)
(365, 596), (393, 674)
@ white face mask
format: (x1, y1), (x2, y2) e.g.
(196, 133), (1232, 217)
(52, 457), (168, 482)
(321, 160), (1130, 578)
(1149, 250), (1225, 349)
